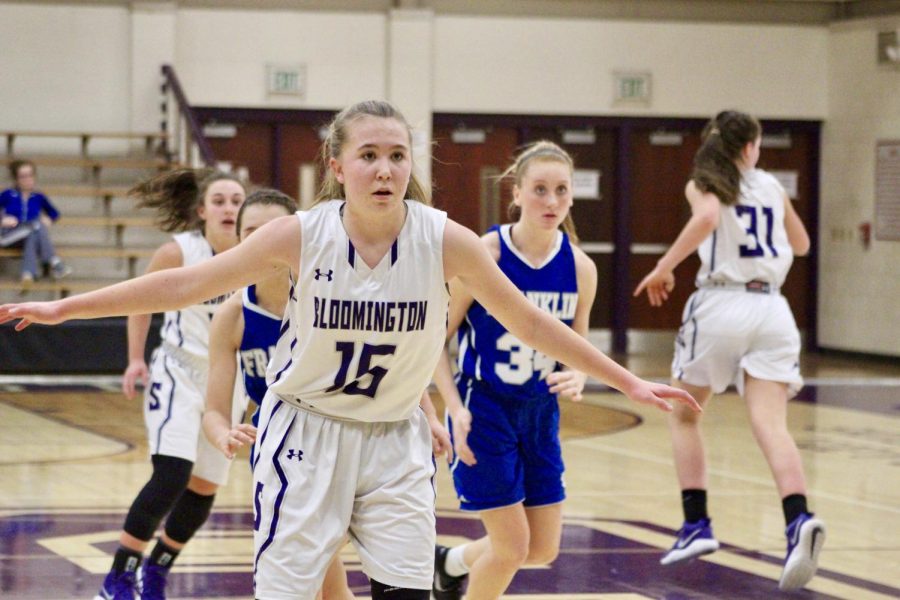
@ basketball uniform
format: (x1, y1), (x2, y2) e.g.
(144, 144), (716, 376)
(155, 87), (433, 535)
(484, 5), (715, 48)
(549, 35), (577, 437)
(144, 230), (246, 485)
(253, 200), (449, 598)
(450, 223), (578, 511)
(673, 169), (803, 396)
(239, 283), (282, 466)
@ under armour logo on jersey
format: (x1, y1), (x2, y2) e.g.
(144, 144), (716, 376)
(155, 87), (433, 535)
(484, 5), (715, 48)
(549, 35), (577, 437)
(314, 268), (333, 281)
(286, 449), (304, 461)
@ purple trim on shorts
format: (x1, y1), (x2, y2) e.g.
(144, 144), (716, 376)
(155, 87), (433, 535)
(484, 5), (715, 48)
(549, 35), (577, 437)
(690, 317), (698, 361)
(154, 355), (177, 453)
(255, 400), (283, 457)
(253, 411), (296, 585)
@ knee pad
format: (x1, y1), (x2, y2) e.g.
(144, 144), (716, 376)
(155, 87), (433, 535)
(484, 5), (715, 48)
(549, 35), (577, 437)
(370, 580), (429, 600)
(163, 488), (215, 544)
(123, 455), (193, 541)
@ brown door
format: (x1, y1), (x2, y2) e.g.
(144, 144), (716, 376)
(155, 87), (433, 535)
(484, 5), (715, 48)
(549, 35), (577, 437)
(431, 124), (519, 233)
(628, 125), (814, 334)
(628, 127), (704, 329)
(205, 122), (273, 188)
(276, 123), (325, 203)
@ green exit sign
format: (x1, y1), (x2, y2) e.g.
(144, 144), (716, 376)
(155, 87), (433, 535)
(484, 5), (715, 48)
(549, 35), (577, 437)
(614, 71), (652, 104)
(267, 64), (306, 97)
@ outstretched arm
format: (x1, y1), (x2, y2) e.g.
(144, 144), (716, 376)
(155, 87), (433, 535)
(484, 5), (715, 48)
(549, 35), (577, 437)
(783, 191), (810, 256)
(546, 246), (597, 402)
(432, 271), (478, 464)
(122, 241), (183, 399)
(443, 220), (699, 413)
(0, 215), (300, 330)
(202, 294), (253, 460)
(633, 180), (721, 306)
(419, 389), (452, 458)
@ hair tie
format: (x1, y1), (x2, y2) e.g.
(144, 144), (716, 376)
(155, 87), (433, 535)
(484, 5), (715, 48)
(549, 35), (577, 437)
(709, 128), (720, 135)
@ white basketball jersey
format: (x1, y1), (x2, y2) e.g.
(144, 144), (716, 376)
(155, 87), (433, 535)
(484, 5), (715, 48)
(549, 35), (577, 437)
(268, 200), (450, 422)
(159, 230), (230, 357)
(695, 169), (794, 289)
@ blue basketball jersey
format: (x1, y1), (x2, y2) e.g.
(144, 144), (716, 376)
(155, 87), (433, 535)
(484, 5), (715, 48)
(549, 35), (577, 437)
(240, 285), (282, 409)
(456, 224), (579, 398)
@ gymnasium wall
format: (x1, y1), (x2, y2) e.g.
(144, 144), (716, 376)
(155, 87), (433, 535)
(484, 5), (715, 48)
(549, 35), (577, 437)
(431, 15), (827, 118)
(0, 2), (896, 356)
(820, 16), (900, 356)
(0, 3), (131, 133)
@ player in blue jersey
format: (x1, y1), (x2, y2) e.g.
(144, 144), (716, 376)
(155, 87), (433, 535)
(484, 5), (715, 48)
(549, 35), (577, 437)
(201, 188), (357, 600)
(0, 100), (698, 600)
(431, 141), (597, 600)
(634, 111), (823, 591)
(100, 168), (246, 600)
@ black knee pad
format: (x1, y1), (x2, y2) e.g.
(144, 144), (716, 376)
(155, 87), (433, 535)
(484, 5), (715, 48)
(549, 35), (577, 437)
(123, 455), (193, 541)
(370, 580), (429, 600)
(163, 488), (215, 544)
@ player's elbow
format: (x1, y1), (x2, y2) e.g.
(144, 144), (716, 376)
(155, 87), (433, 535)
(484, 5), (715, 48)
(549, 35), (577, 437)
(790, 233), (811, 257)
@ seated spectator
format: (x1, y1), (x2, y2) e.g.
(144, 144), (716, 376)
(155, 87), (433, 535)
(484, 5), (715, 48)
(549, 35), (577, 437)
(0, 159), (71, 284)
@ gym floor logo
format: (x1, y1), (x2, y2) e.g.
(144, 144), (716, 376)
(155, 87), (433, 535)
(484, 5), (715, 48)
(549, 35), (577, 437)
(0, 508), (859, 599)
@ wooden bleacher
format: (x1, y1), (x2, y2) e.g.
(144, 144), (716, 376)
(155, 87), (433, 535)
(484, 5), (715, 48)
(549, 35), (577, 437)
(0, 277), (125, 298)
(2, 130), (167, 157)
(0, 246), (155, 279)
(0, 130), (173, 300)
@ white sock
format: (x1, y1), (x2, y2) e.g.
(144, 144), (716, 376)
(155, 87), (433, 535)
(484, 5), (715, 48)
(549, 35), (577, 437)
(444, 544), (470, 577)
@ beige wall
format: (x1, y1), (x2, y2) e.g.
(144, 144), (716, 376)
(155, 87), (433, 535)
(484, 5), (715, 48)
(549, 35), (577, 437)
(175, 8), (387, 108)
(432, 15), (827, 118)
(0, 3), (131, 135)
(1, 1), (896, 355)
(820, 18), (900, 355)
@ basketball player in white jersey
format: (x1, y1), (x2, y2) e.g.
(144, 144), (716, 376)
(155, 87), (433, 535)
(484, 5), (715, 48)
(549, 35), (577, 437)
(634, 110), (825, 591)
(0, 100), (699, 600)
(98, 169), (247, 600)
(201, 187), (361, 600)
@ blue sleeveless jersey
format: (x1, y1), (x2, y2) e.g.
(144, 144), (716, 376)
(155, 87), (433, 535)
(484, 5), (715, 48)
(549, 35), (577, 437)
(456, 224), (579, 398)
(240, 285), (282, 409)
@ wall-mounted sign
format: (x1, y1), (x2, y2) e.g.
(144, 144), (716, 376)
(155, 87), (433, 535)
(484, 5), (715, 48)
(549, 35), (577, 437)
(267, 64), (306, 97)
(573, 169), (601, 200)
(613, 71), (651, 105)
(875, 140), (900, 240)
(451, 129), (486, 144)
(562, 129), (596, 145)
(770, 170), (799, 199)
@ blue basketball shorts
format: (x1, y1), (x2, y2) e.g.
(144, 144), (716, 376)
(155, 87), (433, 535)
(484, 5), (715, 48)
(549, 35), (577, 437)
(448, 376), (565, 512)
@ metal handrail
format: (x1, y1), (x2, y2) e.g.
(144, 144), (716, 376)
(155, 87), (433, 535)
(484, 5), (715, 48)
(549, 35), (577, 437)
(160, 64), (215, 167)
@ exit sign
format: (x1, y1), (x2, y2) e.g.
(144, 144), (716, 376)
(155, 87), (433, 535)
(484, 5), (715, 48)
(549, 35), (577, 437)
(267, 64), (306, 97)
(613, 71), (652, 104)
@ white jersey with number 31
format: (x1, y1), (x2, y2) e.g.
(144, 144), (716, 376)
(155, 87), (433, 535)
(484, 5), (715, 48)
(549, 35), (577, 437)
(267, 200), (450, 423)
(695, 168), (795, 289)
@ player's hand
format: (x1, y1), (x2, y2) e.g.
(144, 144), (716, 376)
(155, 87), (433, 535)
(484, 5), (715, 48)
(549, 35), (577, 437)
(633, 267), (676, 307)
(1, 215), (18, 228)
(547, 369), (587, 402)
(449, 406), (476, 466)
(122, 360), (149, 399)
(428, 415), (452, 458)
(216, 423), (257, 460)
(0, 300), (67, 330)
(624, 379), (701, 413)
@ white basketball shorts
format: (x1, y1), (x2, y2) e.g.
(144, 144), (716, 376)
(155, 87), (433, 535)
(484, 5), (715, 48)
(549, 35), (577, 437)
(252, 395), (436, 600)
(672, 289), (803, 397)
(144, 347), (248, 485)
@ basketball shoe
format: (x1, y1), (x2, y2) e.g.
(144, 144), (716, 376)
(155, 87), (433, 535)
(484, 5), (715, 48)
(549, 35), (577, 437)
(660, 518), (720, 565)
(779, 512), (826, 591)
(433, 545), (467, 600)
